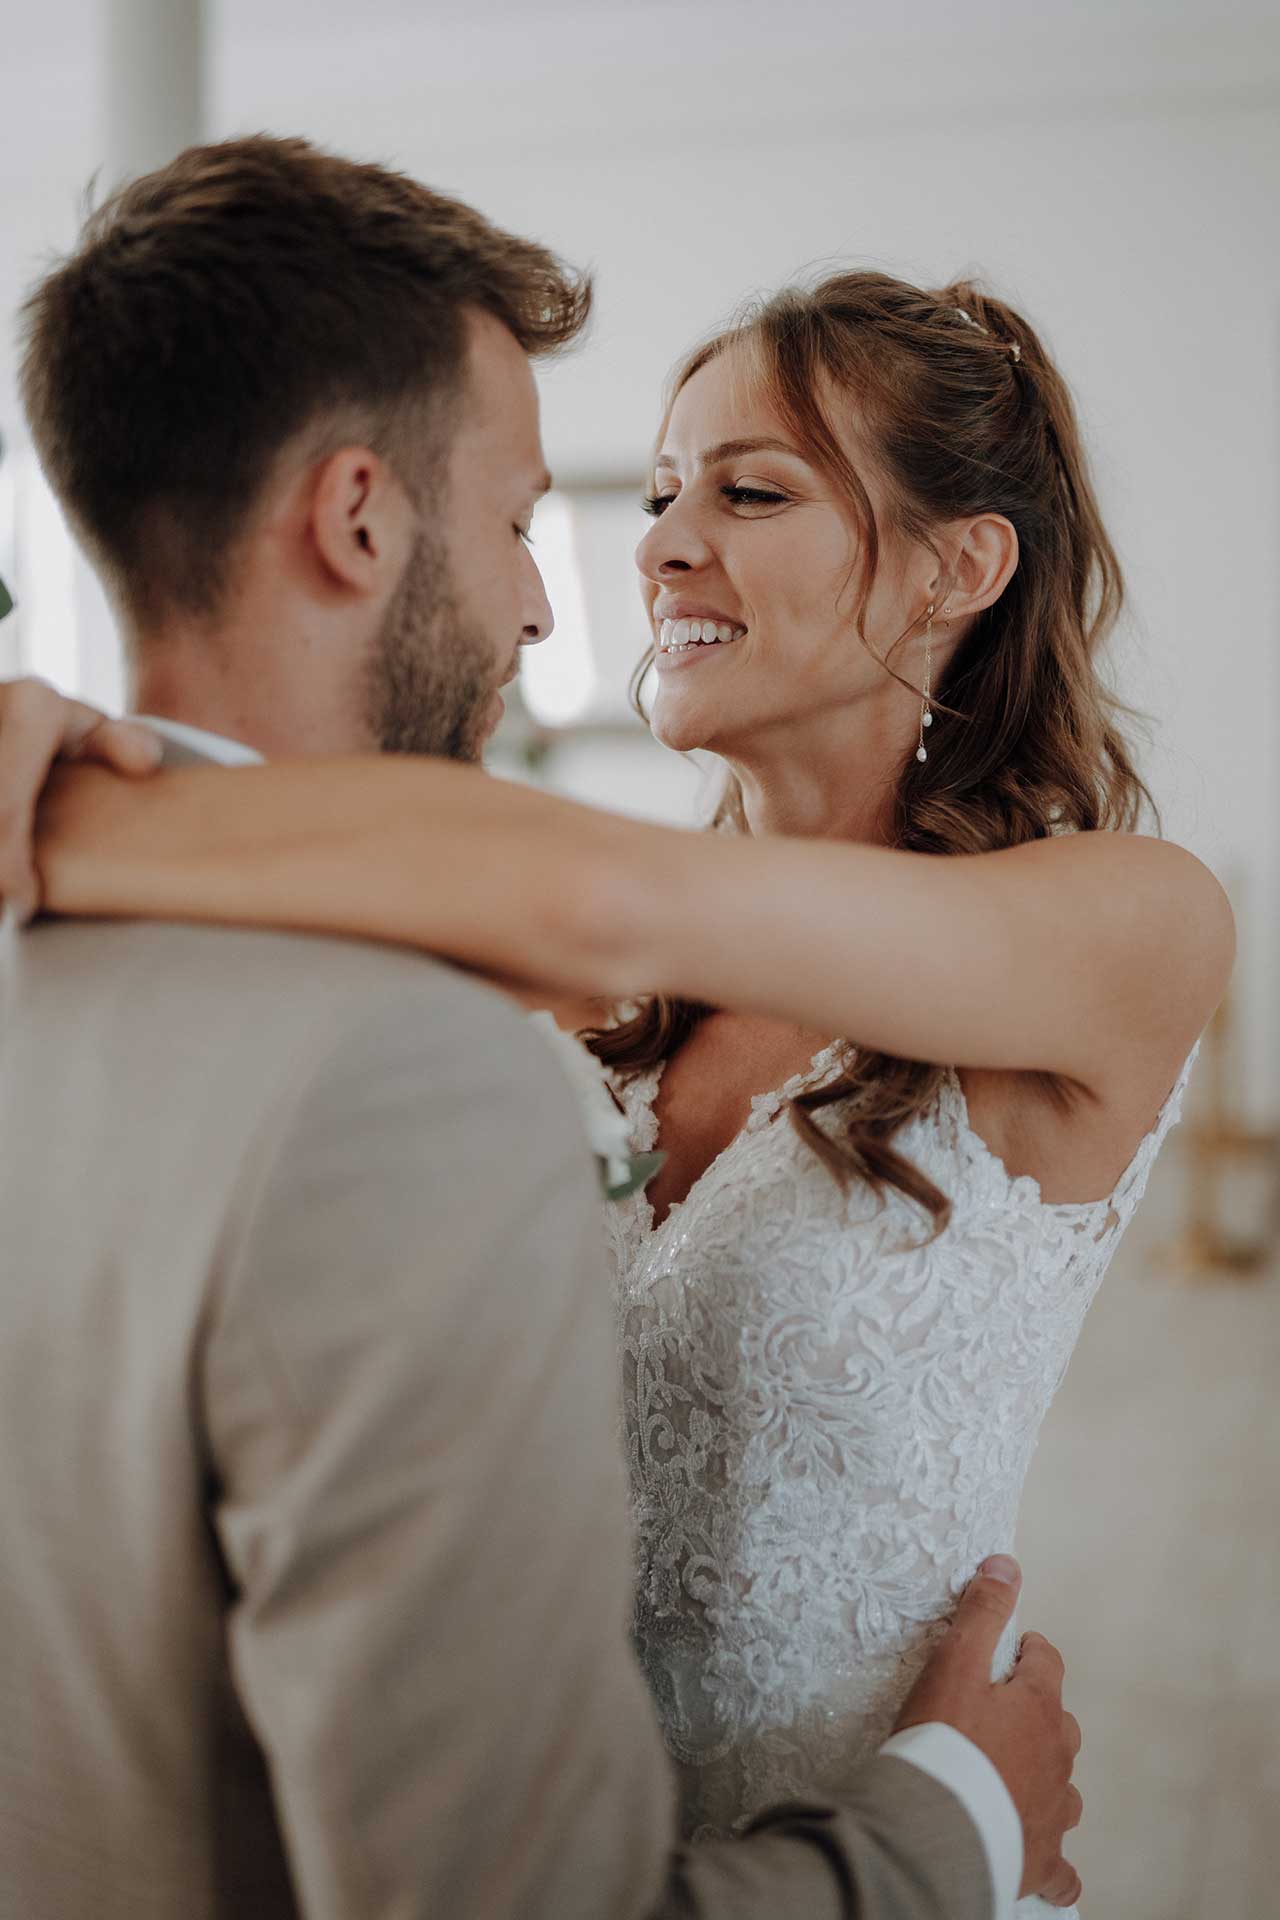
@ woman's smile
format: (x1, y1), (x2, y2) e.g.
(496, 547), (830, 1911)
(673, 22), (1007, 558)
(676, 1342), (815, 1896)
(654, 613), (748, 663)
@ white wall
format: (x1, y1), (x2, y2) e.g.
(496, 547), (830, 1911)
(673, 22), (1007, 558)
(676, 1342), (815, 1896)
(3, 0), (1278, 1109)
(214, 0), (1280, 1115)
(0, 2), (108, 685)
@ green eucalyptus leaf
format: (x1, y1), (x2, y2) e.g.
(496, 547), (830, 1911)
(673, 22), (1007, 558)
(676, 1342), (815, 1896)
(0, 576), (12, 622)
(604, 1150), (666, 1203)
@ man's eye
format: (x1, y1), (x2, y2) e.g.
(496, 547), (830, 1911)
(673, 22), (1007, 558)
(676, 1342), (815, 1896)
(641, 494), (674, 517)
(515, 524), (535, 546)
(723, 486), (788, 507)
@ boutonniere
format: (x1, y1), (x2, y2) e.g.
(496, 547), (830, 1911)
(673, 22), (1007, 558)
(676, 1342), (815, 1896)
(526, 1011), (664, 1203)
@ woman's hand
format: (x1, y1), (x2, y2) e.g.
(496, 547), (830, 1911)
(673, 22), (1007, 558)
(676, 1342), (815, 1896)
(0, 677), (163, 922)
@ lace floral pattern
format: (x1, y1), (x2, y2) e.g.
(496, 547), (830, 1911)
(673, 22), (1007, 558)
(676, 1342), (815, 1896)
(605, 1041), (1198, 1912)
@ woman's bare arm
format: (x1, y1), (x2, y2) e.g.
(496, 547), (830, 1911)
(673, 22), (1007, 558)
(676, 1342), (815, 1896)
(35, 757), (657, 991)
(36, 755), (1233, 1094)
(658, 825), (1233, 1089)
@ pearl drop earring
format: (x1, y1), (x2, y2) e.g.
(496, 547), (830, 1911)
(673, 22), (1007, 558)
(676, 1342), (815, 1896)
(916, 604), (935, 763)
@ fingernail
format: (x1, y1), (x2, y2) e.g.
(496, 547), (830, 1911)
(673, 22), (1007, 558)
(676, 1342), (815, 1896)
(981, 1554), (1020, 1585)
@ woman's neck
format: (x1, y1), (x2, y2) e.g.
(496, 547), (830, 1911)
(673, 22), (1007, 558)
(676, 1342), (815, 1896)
(721, 695), (917, 845)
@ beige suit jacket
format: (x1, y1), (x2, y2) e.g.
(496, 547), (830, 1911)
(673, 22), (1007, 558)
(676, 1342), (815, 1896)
(0, 902), (991, 1919)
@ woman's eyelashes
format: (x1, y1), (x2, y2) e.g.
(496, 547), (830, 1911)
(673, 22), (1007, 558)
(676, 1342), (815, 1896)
(640, 484), (790, 518)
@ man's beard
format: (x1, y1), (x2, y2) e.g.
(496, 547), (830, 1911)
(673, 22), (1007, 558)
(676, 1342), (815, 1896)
(363, 529), (501, 764)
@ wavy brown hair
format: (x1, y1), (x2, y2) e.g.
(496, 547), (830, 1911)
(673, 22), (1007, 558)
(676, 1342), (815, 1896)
(585, 270), (1156, 1235)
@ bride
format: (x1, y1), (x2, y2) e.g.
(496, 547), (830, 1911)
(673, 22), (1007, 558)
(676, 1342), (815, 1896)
(8, 270), (1231, 1913)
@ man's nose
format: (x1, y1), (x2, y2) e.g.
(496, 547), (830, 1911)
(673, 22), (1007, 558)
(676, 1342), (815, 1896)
(522, 569), (555, 645)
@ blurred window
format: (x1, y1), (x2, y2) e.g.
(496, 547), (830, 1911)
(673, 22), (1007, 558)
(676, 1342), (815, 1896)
(0, 445), (85, 693)
(524, 483), (654, 724)
(497, 482), (703, 824)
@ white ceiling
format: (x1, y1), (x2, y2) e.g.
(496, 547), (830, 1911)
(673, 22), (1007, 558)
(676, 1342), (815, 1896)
(7, 0), (1274, 49)
(205, 0), (1280, 162)
(7, 2), (1280, 144)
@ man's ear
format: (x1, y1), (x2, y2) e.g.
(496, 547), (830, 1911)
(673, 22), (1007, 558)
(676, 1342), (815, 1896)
(944, 513), (1020, 619)
(310, 447), (414, 597)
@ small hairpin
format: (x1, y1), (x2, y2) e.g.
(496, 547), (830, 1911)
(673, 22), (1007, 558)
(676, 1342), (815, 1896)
(952, 306), (1021, 363)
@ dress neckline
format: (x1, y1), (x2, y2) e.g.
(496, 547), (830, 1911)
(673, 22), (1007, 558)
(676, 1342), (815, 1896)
(630, 1040), (847, 1237)
(621, 1037), (1201, 1239)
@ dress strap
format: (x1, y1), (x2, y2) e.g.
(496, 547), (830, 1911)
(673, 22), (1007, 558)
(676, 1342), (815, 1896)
(1107, 1035), (1202, 1212)
(937, 1036), (1202, 1221)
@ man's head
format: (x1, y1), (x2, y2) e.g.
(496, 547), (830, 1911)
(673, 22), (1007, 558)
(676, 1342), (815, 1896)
(19, 135), (589, 759)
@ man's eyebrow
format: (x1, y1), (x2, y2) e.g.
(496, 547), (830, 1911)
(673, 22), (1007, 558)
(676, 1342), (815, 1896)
(653, 436), (805, 472)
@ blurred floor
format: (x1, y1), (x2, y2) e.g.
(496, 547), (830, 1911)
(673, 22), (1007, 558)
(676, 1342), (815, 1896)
(1017, 1162), (1280, 1919)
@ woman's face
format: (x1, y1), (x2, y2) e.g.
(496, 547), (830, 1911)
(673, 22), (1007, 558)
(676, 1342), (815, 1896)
(635, 349), (920, 757)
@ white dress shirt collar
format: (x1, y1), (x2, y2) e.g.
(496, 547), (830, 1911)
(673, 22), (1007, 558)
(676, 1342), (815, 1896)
(132, 717), (264, 768)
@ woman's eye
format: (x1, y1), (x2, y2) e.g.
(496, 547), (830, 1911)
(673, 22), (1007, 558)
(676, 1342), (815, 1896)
(515, 524), (535, 546)
(640, 485), (786, 518)
(723, 485), (788, 508)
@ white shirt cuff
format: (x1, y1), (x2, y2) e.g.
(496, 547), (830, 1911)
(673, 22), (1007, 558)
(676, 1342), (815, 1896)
(879, 1722), (1023, 1920)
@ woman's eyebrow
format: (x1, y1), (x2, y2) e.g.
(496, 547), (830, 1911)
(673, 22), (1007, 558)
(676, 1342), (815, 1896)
(653, 436), (804, 473)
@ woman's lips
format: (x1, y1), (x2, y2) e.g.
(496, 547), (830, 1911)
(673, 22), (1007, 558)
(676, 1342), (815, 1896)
(653, 640), (741, 673)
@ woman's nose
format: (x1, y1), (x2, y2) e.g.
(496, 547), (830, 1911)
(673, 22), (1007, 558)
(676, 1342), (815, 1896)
(636, 505), (708, 583)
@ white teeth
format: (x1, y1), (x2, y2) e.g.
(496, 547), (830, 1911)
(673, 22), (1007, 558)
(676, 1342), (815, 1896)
(657, 616), (746, 654)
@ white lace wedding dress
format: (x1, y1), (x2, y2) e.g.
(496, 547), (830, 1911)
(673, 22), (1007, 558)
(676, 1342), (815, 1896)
(604, 1040), (1197, 1917)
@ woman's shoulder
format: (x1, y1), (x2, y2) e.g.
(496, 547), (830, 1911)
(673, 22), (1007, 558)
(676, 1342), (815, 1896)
(1002, 829), (1235, 1022)
(991, 830), (1233, 1132)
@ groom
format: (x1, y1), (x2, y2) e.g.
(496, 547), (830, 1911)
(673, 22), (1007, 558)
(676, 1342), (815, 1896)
(0, 138), (1081, 1917)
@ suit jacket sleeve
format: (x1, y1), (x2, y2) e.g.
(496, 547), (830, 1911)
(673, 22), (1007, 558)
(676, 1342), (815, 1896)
(201, 970), (992, 1920)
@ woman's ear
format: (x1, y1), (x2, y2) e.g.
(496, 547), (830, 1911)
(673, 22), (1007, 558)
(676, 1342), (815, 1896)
(946, 513), (1020, 619)
(309, 447), (414, 598)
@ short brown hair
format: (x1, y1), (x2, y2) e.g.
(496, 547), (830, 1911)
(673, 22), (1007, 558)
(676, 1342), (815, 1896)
(20, 135), (591, 626)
